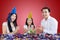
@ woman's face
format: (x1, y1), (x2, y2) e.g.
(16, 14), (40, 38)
(11, 14), (16, 22)
(27, 18), (32, 25)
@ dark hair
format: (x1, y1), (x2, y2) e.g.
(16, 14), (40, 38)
(41, 7), (50, 12)
(7, 13), (17, 32)
(25, 18), (35, 28)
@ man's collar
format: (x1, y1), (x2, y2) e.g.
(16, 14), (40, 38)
(44, 16), (51, 21)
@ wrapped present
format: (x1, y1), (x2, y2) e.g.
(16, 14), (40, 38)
(27, 29), (36, 35)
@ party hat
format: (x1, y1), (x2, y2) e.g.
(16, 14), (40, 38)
(10, 7), (16, 14)
(28, 11), (32, 19)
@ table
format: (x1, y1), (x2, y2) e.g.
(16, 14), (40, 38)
(0, 33), (60, 40)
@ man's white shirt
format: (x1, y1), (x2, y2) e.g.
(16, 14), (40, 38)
(41, 16), (58, 34)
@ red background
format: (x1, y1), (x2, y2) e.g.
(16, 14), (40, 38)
(0, 0), (60, 34)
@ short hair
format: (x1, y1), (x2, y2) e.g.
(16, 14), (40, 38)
(41, 7), (50, 12)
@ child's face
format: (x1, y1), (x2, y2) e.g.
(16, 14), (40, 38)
(27, 18), (32, 25)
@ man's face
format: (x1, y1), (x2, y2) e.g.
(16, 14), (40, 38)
(42, 9), (50, 19)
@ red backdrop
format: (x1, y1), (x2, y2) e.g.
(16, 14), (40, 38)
(0, 0), (60, 34)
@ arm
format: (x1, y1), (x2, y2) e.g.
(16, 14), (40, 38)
(10, 26), (19, 34)
(24, 25), (28, 33)
(2, 22), (7, 34)
(48, 20), (58, 34)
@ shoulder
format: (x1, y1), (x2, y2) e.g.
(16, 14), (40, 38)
(2, 22), (7, 26)
(24, 25), (27, 29)
(2, 22), (7, 30)
(31, 25), (35, 27)
(24, 25), (27, 27)
(50, 16), (58, 23)
(24, 25), (27, 28)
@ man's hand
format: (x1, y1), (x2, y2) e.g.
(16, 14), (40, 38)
(36, 26), (43, 34)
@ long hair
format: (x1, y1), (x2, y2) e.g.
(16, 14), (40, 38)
(7, 13), (17, 32)
(25, 18), (35, 28)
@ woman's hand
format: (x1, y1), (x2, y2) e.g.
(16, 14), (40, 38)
(14, 26), (19, 34)
(11, 26), (19, 34)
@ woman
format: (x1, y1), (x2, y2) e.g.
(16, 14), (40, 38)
(2, 8), (19, 40)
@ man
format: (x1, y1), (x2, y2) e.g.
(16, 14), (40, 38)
(40, 7), (58, 35)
